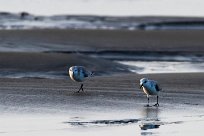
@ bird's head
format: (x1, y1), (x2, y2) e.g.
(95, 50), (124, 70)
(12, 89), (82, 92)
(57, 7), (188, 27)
(69, 66), (78, 76)
(140, 78), (148, 89)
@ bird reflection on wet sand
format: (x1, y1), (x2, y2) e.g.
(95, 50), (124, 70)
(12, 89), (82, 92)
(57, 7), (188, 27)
(140, 107), (160, 131)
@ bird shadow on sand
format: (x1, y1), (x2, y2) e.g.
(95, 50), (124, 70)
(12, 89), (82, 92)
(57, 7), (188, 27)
(71, 91), (98, 97)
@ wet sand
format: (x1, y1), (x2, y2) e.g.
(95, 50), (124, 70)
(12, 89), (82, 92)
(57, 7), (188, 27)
(0, 29), (204, 53)
(0, 29), (204, 135)
(0, 73), (204, 135)
(0, 52), (130, 77)
(0, 72), (204, 113)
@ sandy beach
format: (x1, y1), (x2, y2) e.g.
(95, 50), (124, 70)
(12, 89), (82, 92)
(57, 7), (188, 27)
(0, 73), (204, 135)
(0, 29), (204, 135)
(1, 29), (204, 53)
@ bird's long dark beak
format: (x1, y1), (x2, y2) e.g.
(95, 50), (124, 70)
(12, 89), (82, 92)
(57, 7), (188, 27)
(140, 84), (143, 89)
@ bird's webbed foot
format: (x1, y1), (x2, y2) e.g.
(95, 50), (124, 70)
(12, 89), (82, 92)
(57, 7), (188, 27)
(153, 103), (159, 107)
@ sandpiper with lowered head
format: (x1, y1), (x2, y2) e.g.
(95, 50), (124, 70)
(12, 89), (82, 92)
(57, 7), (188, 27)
(140, 78), (162, 107)
(69, 66), (93, 93)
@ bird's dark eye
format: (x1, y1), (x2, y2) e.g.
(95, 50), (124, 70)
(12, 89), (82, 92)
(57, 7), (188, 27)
(144, 81), (147, 83)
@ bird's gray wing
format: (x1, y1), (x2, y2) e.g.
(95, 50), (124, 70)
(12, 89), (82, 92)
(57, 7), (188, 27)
(155, 82), (162, 91)
(155, 84), (160, 91)
(150, 80), (162, 91)
(79, 66), (89, 77)
(84, 71), (89, 77)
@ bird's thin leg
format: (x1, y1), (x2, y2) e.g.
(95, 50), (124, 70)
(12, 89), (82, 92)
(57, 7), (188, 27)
(81, 84), (84, 92)
(145, 96), (150, 107)
(154, 95), (159, 107)
(77, 83), (83, 93)
(148, 97), (150, 106)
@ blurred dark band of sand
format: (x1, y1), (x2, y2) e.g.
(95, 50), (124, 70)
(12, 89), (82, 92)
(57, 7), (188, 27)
(0, 52), (129, 75)
(0, 29), (203, 83)
(0, 29), (204, 77)
(0, 29), (204, 53)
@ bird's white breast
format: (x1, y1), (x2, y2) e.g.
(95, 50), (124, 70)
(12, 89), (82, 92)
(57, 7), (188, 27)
(142, 85), (158, 96)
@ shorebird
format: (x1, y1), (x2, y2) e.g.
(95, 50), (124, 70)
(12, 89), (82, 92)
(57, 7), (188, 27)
(139, 78), (162, 107)
(69, 66), (93, 93)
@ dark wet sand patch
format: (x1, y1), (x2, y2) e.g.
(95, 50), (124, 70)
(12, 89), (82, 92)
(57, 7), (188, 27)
(0, 52), (131, 77)
(0, 29), (204, 53)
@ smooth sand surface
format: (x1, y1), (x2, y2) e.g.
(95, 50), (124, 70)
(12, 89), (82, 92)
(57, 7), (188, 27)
(0, 52), (129, 76)
(1, 73), (204, 112)
(0, 29), (204, 53)
(0, 73), (204, 135)
(0, 73), (204, 109)
(0, 29), (204, 135)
